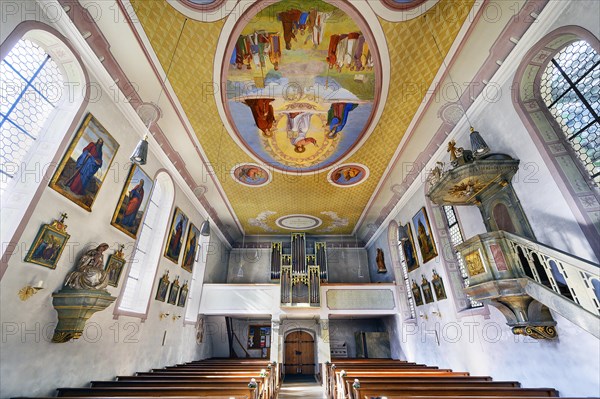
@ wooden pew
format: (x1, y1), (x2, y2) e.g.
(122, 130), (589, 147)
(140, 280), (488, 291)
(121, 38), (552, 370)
(56, 386), (258, 398)
(352, 386), (559, 398)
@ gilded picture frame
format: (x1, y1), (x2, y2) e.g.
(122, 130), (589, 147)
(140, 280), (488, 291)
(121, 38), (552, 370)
(402, 223), (419, 272)
(181, 223), (200, 273)
(49, 113), (119, 211)
(168, 277), (180, 305)
(110, 164), (154, 239)
(177, 281), (189, 308)
(155, 271), (170, 302)
(411, 279), (423, 306)
(421, 275), (434, 304)
(24, 219), (70, 269)
(412, 207), (438, 264)
(431, 269), (447, 301)
(106, 247), (126, 288)
(164, 207), (189, 264)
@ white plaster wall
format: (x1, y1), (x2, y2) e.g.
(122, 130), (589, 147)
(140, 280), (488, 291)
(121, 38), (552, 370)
(0, 4), (228, 396)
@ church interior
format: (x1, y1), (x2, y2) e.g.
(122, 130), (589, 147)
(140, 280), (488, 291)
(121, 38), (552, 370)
(1, 0), (599, 398)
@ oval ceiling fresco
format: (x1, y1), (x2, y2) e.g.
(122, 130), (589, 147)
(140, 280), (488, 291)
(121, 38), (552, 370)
(221, 0), (380, 173)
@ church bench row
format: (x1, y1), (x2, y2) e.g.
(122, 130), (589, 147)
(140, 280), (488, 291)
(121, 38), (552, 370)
(352, 387), (559, 397)
(55, 387), (259, 397)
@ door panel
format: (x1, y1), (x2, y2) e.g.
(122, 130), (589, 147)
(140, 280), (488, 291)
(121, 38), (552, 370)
(284, 331), (315, 375)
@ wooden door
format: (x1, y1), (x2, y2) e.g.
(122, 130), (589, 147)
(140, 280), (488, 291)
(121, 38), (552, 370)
(284, 331), (315, 375)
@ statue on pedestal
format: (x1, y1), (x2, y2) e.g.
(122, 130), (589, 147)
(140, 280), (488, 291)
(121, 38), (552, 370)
(64, 243), (112, 290)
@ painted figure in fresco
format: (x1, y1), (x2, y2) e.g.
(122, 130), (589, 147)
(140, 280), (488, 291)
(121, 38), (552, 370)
(121, 179), (145, 227)
(237, 166), (266, 184)
(327, 103), (358, 138)
(183, 232), (197, 269)
(334, 34), (348, 72)
(286, 112), (318, 153)
(305, 10), (331, 48)
(343, 32), (360, 70)
(278, 9), (302, 50)
(235, 35), (252, 70)
(332, 166), (361, 184)
(64, 243), (111, 290)
(168, 218), (184, 259)
(326, 34), (341, 69)
(248, 32), (267, 69)
(351, 34), (366, 71)
(417, 220), (434, 259)
(65, 138), (104, 195)
(266, 33), (281, 70)
(244, 98), (276, 137)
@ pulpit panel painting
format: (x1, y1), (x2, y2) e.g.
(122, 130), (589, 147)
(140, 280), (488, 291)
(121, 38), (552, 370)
(223, 0), (379, 173)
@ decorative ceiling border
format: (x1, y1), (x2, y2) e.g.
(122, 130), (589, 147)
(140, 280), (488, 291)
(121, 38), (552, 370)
(361, 0), (551, 245)
(368, 0), (439, 22)
(213, 0), (391, 176)
(57, 0), (240, 244)
(166, 0), (233, 22)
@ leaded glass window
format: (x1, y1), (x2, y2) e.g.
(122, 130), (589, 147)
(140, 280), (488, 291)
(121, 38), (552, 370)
(0, 39), (64, 190)
(541, 40), (600, 182)
(443, 206), (482, 308)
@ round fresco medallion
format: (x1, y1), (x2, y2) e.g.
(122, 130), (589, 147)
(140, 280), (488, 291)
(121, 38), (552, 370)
(327, 163), (369, 187)
(222, 0), (380, 174)
(231, 163), (271, 187)
(276, 214), (323, 230)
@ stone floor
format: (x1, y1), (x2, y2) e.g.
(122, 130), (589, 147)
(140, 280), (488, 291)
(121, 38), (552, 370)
(278, 376), (326, 399)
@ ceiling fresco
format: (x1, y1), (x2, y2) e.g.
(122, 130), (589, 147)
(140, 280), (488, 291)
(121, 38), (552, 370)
(223, 0), (379, 173)
(130, 0), (473, 235)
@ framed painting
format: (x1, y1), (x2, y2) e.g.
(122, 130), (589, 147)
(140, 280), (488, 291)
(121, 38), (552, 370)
(167, 277), (180, 305)
(196, 315), (205, 344)
(49, 113), (119, 211)
(412, 207), (438, 264)
(105, 246), (126, 288)
(155, 271), (170, 302)
(411, 279), (423, 306)
(421, 275), (434, 304)
(181, 223), (200, 273)
(110, 164), (154, 239)
(431, 269), (447, 301)
(177, 281), (189, 308)
(164, 207), (189, 264)
(401, 223), (419, 272)
(24, 217), (70, 269)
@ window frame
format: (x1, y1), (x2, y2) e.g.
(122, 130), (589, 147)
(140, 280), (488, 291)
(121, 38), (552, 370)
(0, 22), (89, 279)
(114, 170), (176, 320)
(513, 26), (600, 260)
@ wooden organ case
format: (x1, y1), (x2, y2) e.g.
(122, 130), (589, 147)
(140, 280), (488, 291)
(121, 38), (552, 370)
(271, 233), (328, 307)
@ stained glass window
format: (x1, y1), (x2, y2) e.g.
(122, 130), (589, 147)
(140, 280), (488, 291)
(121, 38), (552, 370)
(541, 40), (600, 182)
(0, 39), (63, 191)
(443, 206), (482, 308)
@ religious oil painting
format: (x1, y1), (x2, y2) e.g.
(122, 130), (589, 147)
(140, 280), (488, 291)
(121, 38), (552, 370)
(431, 269), (447, 301)
(421, 275), (434, 304)
(49, 113), (119, 211)
(411, 279), (423, 306)
(223, 0), (380, 174)
(24, 219), (70, 269)
(164, 207), (189, 264)
(155, 271), (170, 302)
(402, 223), (419, 272)
(177, 281), (189, 308)
(412, 207), (438, 264)
(168, 277), (180, 305)
(181, 223), (200, 273)
(111, 164), (154, 239)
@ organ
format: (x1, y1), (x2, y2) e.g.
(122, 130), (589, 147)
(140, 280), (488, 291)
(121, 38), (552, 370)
(271, 233), (328, 307)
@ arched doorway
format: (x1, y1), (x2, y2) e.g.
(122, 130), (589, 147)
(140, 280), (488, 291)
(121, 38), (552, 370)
(284, 331), (315, 375)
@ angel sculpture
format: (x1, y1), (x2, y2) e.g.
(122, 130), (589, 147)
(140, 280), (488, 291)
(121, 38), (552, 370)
(64, 243), (112, 290)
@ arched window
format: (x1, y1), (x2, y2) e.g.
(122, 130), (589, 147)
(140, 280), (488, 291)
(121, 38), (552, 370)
(540, 40), (599, 181)
(117, 171), (175, 317)
(0, 25), (87, 270)
(397, 236), (417, 319)
(184, 232), (210, 323)
(1, 39), (63, 188)
(514, 27), (600, 259)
